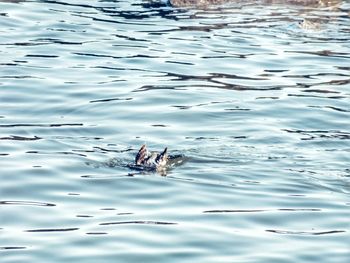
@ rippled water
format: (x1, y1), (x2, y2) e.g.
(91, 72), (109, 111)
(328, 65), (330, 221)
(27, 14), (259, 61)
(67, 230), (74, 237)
(1, 0), (350, 262)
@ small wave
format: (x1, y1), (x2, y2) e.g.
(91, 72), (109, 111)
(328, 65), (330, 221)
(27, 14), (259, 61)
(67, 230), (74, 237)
(0, 135), (41, 141)
(204, 208), (322, 213)
(0, 246), (27, 250)
(100, 221), (177, 226)
(0, 201), (56, 207)
(86, 232), (108, 235)
(266, 229), (346, 235)
(25, 228), (79, 233)
(0, 123), (83, 128)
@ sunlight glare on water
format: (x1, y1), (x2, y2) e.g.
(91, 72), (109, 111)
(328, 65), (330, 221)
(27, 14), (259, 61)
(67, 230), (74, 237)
(0, 0), (349, 262)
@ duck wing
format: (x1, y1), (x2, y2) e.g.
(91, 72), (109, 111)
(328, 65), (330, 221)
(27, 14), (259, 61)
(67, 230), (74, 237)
(135, 144), (148, 165)
(155, 147), (168, 166)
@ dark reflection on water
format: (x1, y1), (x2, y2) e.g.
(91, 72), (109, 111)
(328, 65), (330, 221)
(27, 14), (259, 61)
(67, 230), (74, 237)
(0, 201), (56, 207)
(204, 208), (322, 213)
(25, 228), (79, 232)
(0, 135), (41, 141)
(266, 229), (346, 235)
(283, 129), (350, 140)
(0, 247), (27, 250)
(85, 232), (108, 235)
(1, 0), (350, 262)
(99, 220), (177, 225)
(0, 123), (83, 127)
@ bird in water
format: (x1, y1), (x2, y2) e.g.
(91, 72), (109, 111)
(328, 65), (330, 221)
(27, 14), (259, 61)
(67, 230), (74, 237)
(127, 144), (186, 174)
(133, 144), (169, 171)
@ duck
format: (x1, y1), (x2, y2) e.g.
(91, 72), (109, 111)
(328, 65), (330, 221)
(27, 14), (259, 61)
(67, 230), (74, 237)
(134, 144), (168, 170)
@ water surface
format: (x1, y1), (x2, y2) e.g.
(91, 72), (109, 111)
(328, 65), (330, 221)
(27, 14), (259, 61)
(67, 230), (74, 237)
(1, 0), (349, 262)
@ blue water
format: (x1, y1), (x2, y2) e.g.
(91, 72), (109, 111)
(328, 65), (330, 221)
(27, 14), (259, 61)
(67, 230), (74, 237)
(1, 0), (349, 262)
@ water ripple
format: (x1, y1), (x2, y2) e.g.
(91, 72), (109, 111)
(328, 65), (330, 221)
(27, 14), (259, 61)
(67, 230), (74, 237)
(25, 228), (79, 232)
(0, 246), (27, 250)
(100, 221), (177, 226)
(0, 201), (56, 207)
(203, 208), (322, 213)
(1, 0), (349, 262)
(0, 123), (83, 128)
(0, 135), (41, 141)
(266, 229), (346, 236)
(283, 129), (350, 140)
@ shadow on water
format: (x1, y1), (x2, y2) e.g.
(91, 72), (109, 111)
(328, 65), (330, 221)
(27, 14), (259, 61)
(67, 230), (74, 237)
(36, 0), (181, 21)
(31, 0), (346, 26)
(60, 0), (349, 96)
(168, 0), (342, 7)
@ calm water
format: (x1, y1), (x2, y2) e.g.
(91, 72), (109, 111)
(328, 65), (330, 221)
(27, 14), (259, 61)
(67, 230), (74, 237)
(1, 0), (350, 262)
